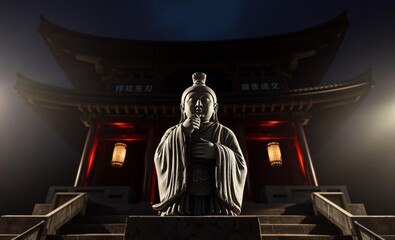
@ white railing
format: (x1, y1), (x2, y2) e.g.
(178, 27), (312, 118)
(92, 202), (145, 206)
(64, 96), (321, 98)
(45, 192), (87, 235)
(2, 192), (87, 240)
(354, 221), (386, 240)
(311, 192), (354, 235)
(11, 220), (45, 240)
(311, 192), (394, 240)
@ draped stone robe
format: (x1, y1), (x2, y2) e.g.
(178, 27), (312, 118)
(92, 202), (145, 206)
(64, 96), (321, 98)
(153, 122), (247, 216)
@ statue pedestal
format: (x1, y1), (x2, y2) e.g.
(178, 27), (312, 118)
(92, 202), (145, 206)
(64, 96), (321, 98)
(125, 216), (261, 240)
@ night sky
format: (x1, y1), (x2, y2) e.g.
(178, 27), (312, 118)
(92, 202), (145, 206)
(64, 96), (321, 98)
(1, 1), (395, 215)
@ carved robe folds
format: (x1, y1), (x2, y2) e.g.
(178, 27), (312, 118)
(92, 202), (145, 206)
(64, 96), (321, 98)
(153, 122), (247, 215)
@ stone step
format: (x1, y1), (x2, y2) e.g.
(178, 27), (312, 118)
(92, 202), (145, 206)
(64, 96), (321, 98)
(0, 234), (17, 240)
(258, 215), (328, 224)
(260, 223), (341, 235)
(85, 202), (157, 215)
(242, 203), (315, 215)
(85, 206), (157, 215)
(72, 215), (129, 224)
(243, 202), (312, 209)
(0, 217), (44, 234)
(84, 202), (313, 215)
(242, 207), (314, 215)
(76, 214), (327, 224)
(260, 234), (352, 240)
(59, 224), (126, 234)
(32, 203), (51, 215)
(47, 233), (124, 240)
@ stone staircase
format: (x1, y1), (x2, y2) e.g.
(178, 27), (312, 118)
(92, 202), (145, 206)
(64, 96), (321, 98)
(47, 202), (155, 240)
(3, 187), (393, 239)
(242, 203), (352, 240)
(42, 201), (352, 240)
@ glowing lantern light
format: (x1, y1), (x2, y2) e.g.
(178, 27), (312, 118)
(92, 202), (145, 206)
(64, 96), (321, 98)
(111, 143), (127, 167)
(267, 142), (282, 166)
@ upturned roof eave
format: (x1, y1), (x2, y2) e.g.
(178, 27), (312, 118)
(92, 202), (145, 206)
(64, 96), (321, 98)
(37, 11), (349, 91)
(14, 69), (372, 111)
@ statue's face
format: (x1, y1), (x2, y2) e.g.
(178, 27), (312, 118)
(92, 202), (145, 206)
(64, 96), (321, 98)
(182, 91), (217, 122)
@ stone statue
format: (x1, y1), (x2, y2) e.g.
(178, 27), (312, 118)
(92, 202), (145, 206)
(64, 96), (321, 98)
(153, 72), (247, 216)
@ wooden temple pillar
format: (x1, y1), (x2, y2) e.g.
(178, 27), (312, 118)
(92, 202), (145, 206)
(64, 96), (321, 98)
(141, 126), (156, 202)
(74, 121), (98, 187)
(294, 120), (318, 186)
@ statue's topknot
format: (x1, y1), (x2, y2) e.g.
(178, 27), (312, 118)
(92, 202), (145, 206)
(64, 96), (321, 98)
(192, 72), (207, 86)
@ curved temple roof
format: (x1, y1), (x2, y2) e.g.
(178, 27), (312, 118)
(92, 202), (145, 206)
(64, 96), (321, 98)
(38, 11), (348, 54)
(38, 11), (349, 91)
(15, 11), (372, 151)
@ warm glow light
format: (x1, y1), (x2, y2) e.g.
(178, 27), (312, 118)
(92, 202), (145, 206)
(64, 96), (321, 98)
(111, 143), (127, 167)
(111, 122), (135, 129)
(267, 142), (282, 166)
(259, 121), (283, 128)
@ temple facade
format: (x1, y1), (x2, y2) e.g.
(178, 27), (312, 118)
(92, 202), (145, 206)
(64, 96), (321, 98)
(15, 12), (373, 205)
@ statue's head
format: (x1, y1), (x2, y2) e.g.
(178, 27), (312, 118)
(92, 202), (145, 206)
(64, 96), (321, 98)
(180, 72), (218, 123)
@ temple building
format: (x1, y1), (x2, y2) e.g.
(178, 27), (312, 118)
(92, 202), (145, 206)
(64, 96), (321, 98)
(14, 12), (372, 202)
(4, 12), (394, 240)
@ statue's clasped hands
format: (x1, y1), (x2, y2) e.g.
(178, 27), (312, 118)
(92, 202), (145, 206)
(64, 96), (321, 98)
(182, 115), (216, 159)
(190, 138), (216, 159)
